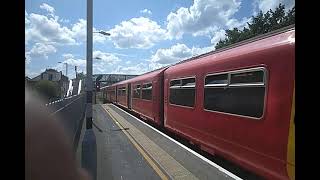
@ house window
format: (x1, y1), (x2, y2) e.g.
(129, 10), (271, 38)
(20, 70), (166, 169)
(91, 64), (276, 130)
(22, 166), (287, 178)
(204, 68), (266, 118)
(49, 74), (53, 81)
(169, 77), (195, 107)
(141, 83), (152, 100)
(133, 84), (141, 98)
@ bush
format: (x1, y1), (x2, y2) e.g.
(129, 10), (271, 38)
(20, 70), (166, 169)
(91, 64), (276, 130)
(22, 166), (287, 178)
(34, 80), (60, 101)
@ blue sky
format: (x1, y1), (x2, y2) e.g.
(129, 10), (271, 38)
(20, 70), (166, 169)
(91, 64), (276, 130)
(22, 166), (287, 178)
(25, 0), (295, 79)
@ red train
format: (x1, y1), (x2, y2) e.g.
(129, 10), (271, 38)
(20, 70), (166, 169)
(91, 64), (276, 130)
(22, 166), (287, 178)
(102, 26), (295, 180)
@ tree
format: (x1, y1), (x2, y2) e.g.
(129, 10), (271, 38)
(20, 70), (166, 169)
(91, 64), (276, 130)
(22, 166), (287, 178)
(215, 4), (295, 50)
(77, 72), (86, 80)
(34, 80), (60, 101)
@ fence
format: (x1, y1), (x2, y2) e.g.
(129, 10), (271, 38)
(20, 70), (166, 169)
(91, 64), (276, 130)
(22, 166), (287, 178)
(47, 93), (86, 150)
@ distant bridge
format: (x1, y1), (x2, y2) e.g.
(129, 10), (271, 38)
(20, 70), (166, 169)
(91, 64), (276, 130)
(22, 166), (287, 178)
(92, 74), (138, 87)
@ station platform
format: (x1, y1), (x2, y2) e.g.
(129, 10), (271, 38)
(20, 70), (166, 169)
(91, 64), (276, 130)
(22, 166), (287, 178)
(76, 103), (242, 180)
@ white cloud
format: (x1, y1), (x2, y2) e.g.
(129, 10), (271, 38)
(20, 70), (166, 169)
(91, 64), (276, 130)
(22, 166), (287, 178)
(140, 9), (152, 15)
(25, 52), (31, 64)
(28, 43), (57, 59)
(25, 10), (30, 25)
(62, 53), (74, 59)
(147, 43), (215, 72)
(150, 43), (214, 65)
(57, 52), (123, 77)
(93, 50), (121, 64)
(111, 63), (148, 75)
(40, 3), (55, 15)
(210, 29), (226, 45)
(70, 19), (87, 42)
(59, 18), (70, 23)
(64, 58), (87, 67)
(25, 13), (76, 45)
(253, 0), (295, 14)
(93, 28), (110, 44)
(226, 17), (251, 30)
(25, 8), (104, 46)
(151, 43), (192, 64)
(109, 17), (167, 49)
(166, 0), (241, 39)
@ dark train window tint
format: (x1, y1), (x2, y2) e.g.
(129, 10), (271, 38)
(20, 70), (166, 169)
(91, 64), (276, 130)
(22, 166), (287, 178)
(230, 70), (264, 85)
(170, 77), (195, 107)
(204, 68), (266, 118)
(205, 74), (228, 86)
(133, 84), (141, 98)
(122, 87), (126, 96)
(170, 79), (181, 88)
(118, 87), (126, 96)
(182, 78), (195, 87)
(141, 83), (152, 100)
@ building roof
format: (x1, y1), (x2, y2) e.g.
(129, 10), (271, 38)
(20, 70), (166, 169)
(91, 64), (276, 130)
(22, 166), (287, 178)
(29, 69), (69, 82)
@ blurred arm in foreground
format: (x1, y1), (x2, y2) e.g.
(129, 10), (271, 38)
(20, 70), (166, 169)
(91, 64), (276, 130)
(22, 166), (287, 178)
(25, 88), (90, 180)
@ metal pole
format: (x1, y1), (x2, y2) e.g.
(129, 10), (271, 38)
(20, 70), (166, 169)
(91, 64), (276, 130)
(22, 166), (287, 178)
(86, 0), (93, 129)
(75, 66), (78, 79)
(66, 63), (68, 78)
(82, 1), (97, 180)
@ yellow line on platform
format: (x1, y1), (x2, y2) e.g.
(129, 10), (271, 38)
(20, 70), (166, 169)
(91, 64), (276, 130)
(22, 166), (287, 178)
(102, 105), (169, 180)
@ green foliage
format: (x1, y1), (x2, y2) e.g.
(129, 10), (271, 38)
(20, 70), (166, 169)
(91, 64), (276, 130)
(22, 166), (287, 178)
(215, 4), (295, 49)
(77, 72), (86, 80)
(34, 80), (60, 101)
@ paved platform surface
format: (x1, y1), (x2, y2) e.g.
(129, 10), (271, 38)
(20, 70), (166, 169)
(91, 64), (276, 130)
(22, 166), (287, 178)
(76, 103), (242, 180)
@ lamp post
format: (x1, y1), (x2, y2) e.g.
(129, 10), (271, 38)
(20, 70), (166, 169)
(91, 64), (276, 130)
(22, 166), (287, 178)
(86, 27), (110, 129)
(58, 62), (68, 77)
(82, 1), (110, 180)
(93, 31), (111, 36)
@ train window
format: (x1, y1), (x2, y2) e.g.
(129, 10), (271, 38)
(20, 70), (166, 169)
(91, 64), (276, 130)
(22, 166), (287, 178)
(170, 79), (181, 88)
(204, 68), (266, 118)
(170, 77), (195, 107)
(205, 73), (228, 87)
(117, 88), (121, 96)
(117, 87), (126, 96)
(133, 84), (141, 98)
(142, 83), (152, 100)
(230, 70), (264, 85)
(122, 87), (126, 96)
(182, 78), (195, 88)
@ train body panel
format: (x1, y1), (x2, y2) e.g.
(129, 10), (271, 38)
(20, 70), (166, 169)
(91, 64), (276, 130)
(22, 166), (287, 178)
(106, 85), (117, 102)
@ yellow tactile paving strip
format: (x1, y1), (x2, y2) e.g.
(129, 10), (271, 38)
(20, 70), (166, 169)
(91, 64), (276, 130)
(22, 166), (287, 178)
(102, 104), (199, 180)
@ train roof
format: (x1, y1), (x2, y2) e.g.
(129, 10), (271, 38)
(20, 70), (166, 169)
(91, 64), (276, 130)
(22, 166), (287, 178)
(113, 67), (167, 86)
(173, 25), (295, 66)
(165, 25), (295, 75)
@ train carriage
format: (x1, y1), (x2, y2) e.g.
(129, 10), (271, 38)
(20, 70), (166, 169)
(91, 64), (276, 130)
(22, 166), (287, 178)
(126, 68), (166, 126)
(163, 27), (295, 180)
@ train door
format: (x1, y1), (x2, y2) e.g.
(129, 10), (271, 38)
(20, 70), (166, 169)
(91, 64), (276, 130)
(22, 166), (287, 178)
(164, 78), (169, 125)
(115, 86), (118, 103)
(152, 80), (157, 120)
(127, 83), (132, 109)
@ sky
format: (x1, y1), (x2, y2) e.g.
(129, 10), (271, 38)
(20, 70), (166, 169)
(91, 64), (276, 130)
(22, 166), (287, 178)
(25, 0), (295, 79)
